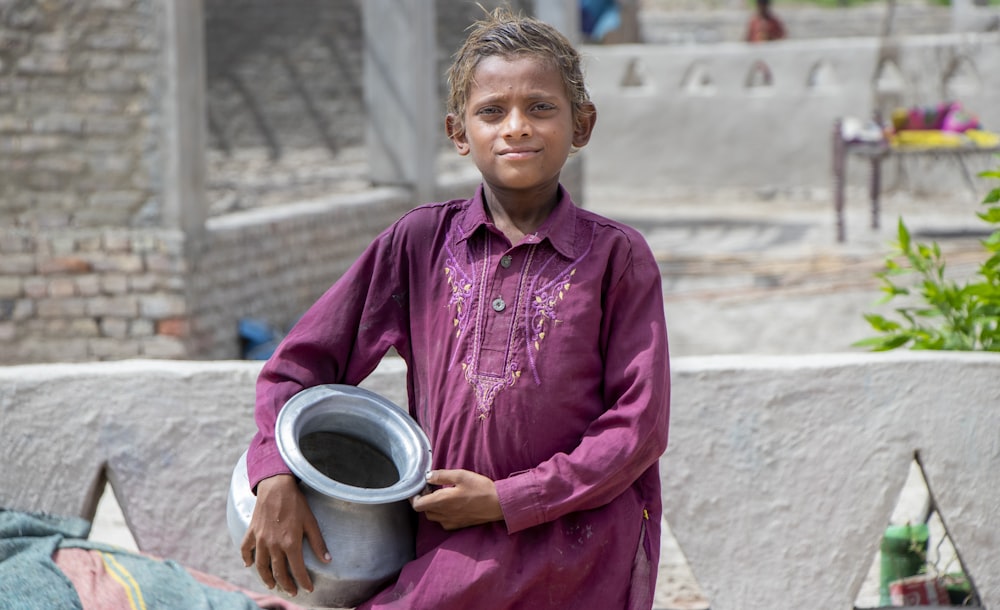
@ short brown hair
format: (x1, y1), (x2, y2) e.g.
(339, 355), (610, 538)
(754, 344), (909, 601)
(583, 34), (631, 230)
(446, 7), (593, 139)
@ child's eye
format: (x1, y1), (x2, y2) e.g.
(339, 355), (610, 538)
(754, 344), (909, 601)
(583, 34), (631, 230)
(476, 106), (502, 116)
(531, 102), (557, 113)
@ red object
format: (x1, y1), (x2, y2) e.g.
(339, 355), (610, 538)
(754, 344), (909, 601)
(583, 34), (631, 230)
(889, 574), (950, 606)
(746, 15), (786, 42)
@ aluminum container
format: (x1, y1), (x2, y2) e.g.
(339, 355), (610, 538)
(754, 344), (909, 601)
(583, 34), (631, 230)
(227, 384), (432, 608)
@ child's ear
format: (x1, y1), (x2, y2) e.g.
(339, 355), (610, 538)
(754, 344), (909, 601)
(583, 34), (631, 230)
(572, 102), (598, 149)
(445, 114), (470, 156)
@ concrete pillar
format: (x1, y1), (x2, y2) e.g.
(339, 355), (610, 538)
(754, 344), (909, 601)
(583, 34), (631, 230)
(161, 0), (207, 247)
(534, 0), (582, 46)
(363, 0), (438, 203)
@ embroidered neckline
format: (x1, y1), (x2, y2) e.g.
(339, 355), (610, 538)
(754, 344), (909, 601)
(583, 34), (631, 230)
(442, 222), (594, 419)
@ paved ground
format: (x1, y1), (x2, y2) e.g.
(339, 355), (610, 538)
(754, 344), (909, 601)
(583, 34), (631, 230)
(90, 185), (989, 608)
(588, 188), (989, 359)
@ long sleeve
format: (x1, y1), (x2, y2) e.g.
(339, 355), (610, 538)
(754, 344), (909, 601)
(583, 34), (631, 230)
(323, 192), (671, 609)
(494, 236), (670, 533)
(245, 225), (410, 490)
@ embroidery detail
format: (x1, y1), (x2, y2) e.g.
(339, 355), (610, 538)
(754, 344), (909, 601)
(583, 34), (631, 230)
(443, 238), (475, 341)
(462, 244), (536, 419)
(442, 221), (595, 418)
(522, 224), (596, 384)
(464, 362), (522, 420)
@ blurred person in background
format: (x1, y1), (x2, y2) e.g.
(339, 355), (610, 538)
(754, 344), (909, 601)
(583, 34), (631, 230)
(746, 0), (786, 42)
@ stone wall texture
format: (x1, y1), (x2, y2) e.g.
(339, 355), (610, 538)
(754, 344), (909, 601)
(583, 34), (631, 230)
(0, 0), (504, 365)
(0, 0), (164, 230)
(0, 0), (189, 364)
(191, 188), (416, 360)
(0, 226), (190, 362)
(0, 183), (449, 364)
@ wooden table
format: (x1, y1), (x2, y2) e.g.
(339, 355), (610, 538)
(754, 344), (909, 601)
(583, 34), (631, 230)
(831, 119), (1000, 242)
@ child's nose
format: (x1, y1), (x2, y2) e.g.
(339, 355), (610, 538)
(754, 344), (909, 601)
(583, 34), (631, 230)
(502, 109), (531, 138)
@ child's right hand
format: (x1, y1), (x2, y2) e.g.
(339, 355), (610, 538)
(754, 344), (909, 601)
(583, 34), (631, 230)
(411, 469), (504, 530)
(240, 473), (332, 597)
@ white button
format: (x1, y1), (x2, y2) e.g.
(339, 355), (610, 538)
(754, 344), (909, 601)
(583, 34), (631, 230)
(500, 255), (513, 268)
(491, 297), (506, 312)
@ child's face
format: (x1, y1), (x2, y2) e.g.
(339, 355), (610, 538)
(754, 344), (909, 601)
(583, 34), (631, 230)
(447, 55), (595, 198)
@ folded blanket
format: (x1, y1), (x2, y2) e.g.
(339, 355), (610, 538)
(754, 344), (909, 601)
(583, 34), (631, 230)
(0, 509), (303, 610)
(0, 510), (86, 610)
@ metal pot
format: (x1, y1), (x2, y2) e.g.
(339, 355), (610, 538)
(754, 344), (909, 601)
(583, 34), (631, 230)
(227, 384), (432, 608)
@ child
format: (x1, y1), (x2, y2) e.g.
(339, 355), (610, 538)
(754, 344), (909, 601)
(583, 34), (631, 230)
(746, 0), (786, 43)
(240, 8), (670, 609)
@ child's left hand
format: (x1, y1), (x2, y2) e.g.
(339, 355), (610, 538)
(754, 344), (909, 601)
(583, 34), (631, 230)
(410, 469), (504, 530)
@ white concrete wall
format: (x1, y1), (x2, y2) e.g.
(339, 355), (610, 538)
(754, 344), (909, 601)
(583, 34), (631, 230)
(583, 33), (1000, 201)
(1, 353), (997, 607)
(667, 352), (1000, 608)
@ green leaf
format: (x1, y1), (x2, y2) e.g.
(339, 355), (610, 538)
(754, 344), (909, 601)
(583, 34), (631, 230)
(897, 218), (911, 252)
(863, 313), (900, 332)
(965, 283), (995, 298)
(851, 335), (898, 350)
(983, 233), (1000, 249)
(879, 335), (912, 350)
(858, 161), (1000, 353)
(977, 207), (1000, 223)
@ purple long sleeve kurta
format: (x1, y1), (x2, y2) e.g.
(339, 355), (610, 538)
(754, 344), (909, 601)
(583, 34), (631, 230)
(247, 185), (670, 609)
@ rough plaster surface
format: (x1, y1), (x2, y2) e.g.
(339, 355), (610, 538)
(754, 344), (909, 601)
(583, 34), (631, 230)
(1, 353), (997, 606)
(0, 358), (407, 592)
(666, 352), (1000, 608)
(0, 360), (261, 587)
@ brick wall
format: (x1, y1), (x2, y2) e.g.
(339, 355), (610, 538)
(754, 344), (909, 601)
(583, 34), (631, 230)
(190, 188), (417, 360)
(0, 185), (433, 365)
(0, 0), (164, 230)
(0, 226), (190, 363)
(0, 0), (509, 364)
(0, 0), (191, 364)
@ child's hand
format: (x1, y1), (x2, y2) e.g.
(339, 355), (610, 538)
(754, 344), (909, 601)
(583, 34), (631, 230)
(240, 474), (331, 597)
(411, 469), (504, 530)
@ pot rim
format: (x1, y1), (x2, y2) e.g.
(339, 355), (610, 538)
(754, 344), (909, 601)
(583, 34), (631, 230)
(276, 384), (432, 504)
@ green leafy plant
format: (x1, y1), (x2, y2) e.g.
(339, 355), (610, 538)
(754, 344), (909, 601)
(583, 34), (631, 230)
(855, 165), (1000, 351)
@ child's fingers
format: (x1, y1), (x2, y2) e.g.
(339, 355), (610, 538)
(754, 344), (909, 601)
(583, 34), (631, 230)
(271, 553), (299, 596)
(240, 529), (256, 567)
(284, 547), (311, 595)
(425, 468), (465, 487)
(411, 486), (447, 513)
(253, 544), (277, 590)
(303, 511), (332, 566)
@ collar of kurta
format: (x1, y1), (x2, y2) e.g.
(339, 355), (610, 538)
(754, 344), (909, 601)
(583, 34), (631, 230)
(454, 183), (579, 259)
